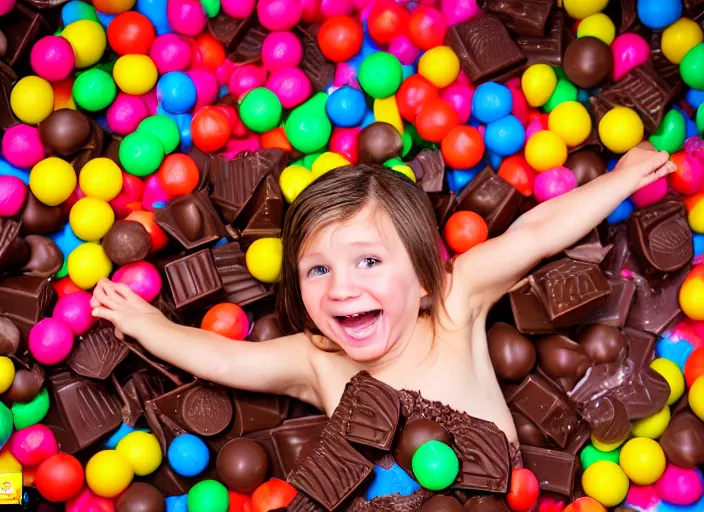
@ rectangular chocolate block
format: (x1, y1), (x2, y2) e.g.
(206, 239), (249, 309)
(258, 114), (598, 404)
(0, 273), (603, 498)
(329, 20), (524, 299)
(0, 275), (56, 339)
(211, 242), (270, 306)
(67, 326), (129, 380)
(155, 190), (226, 250)
(164, 249), (223, 310)
(515, 10), (565, 67)
(521, 445), (578, 497)
(271, 415), (328, 478)
(483, 0), (553, 37)
(579, 278), (635, 328)
(509, 282), (556, 334)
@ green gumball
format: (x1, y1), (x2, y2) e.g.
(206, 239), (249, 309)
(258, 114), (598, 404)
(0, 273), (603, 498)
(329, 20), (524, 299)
(12, 388), (50, 430)
(543, 78), (578, 113)
(137, 115), (180, 154)
(580, 443), (621, 471)
(240, 87), (283, 133)
(650, 108), (686, 154)
(119, 131), (165, 177)
(411, 440), (459, 491)
(681, 43), (704, 90)
(73, 68), (117, 112)
(697, 103), (704, 135)
(285, 93), (332, 154)
(358, 52), (403, 99)
(187, 480), (229, 512)
(0, 402), (12, 450)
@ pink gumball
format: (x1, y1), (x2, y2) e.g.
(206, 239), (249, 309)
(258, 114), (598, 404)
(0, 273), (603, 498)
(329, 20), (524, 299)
(510, 88), (530, 127)
(533, 167), (577, 203)
(8, 425), (59, 467)
(221, 0), (255, 19)
(28, 318), (74, 365)
(187, 69), (219, 111)
(139, 89), (158, 116)
(106, 93), (149, 135)
(150, 34), (192, 74)
(525, 121), (544, 142)
(216, 58), (236, 86)
(440, 0), (481, 26)
(388, 34), (421, 66)
(112, 261), (162, 302)
(66, 488), (115, 512)
(266, 67), (312, 109)
(222, 134), (261, 159)
(330, 126), (360, 163)
(141, 174), (170, 211)
(167, 0), (207, 36)
(320, 0), (354, 18)
(656, 465), (704, 506)
(669, 152), (704, 195)
(631, 176), (668, 208)
(333, 62), (357, 89)
(30, 36), (75, 83)
(228, 64), (267, 99)
(0, 176), (27, 217)
(257, 0), (303, 31)
(441, 83), (473, 124)
(2, 124), (45, 169)
(611, 33), (650, 82)
(0, 0), (15, 16)
(52, 290), (96, 336)
(261, 32), (303, 72)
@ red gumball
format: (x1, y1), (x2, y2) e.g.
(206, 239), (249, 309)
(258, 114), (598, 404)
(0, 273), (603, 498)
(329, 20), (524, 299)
(157, 154), (200, 197)
(415, 98), (460, 143)
(52, 276), (83, 297)
(35, 453), (84, 503)
(110, 172), (145, 219)
(228, 491), (254, 512)
(261, 127), (292, 152)
(444, 211), (488, 254)
(317, 15), (363, 62)
(538, 496), (567, 512)
(192, 33), (227, 72)
(498, 155), (537, 196)
(685, 346), (704, 387)
(441, 125), (484, 169)
(191, 106), (231, 153)
(507, 468), (539, 512)
(251, 479), (298, 512)
(407, 7), (446, 50)
(367, 0), (409, 45)
(201, 303), (250, 340)
(107, 12), (156, 55)
(125, 210), (168, 253)
(396, 74), (439, 122)
(668, 151), (704, 196)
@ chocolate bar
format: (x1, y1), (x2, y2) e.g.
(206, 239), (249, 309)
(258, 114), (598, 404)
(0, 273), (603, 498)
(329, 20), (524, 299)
(0, 275), (56, 339)
(235, 174), (284, 238)
(509, 282), (556, 334)
(483, 0), (553, 37)
(617, 0), (638, 32)
(271, 415), (328, 477)
(563, 229), (612, 265)
(515, 11), (565, 67)
(408, 150), (445, 193)
(155, 190), (226, 250)
(164, 249), (223, 310)
(626, 265), (689, 335)
(67, 326), (129, 380)
(521, 445), (578, 498)
(211, 242), (270, 306)
(579, 278), (635, 328)
(445, 14), (526, 84)
(295, 24), (335, 91)
(0, 219), (28, 272)
(345, 490), (434, 512)
(685, 0), (704, 22)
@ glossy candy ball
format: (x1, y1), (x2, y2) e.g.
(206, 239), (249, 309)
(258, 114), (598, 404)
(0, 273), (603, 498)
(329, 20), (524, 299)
(279, 165), (314, 202)
(30, 36), (75, 83)
(72, 68), (116, 112)
(669, 151), (703, 195)
(2, 124), (44, 169)
(507, 468), (539, 512)
(598, 106), (644, 154)
(548, 101), (592, 147)
(139, 115), (180, 154)
(533, 166), (577, 203)
(187, 480), (229, 512)
(367, 0), (409, 45)
(651, 358), (685, 405)
(415, 98), (459, 143)
(52, 290), (96, 335)
(62, 20), (106, 68)
(35, 453), (84, 503)
(396, 74), (438, 122)
(681, 43), (704, 90)
(317, 15), (363, 62)
(70, 197), (115, 242)
(637, 0), (682, 31)
(67, 243), (113, 289)
(201, 303), (249, 340)
(655, 464), (704, 505)
(106, 93), (149, 135)
(662, 18), (703, 65)
(262, 32), (303, 71)
(563, 0), (609, 19)
(485, 115), (525, 157)
(412, 440), (459, 491)
(441, 125), (484, 170)
(157, 154), (199, 197)
(267, 67), (310, 110)
(408, 7), (446, 51)
(11, 76), (54, 124)
(191, 106), (230, 153)
(685, 346), (704, 387)
(239, 87), (282, 133)
(619, 437), (666, 487)
(0, 176), (27, 217)
(499, 155), (536, 196)
(112, 261), (162, 302)
(116, 431), (162, 476)
(577, 13), (616, 45)
(8, 424), (58, 467)
(120, 131), (165, 176)
(418, 46), (460, 89)
(29, 158), (76, 207)
(86, 450), (134, 498)
(582, 461), (629, 507)
(150, 34), (192, 74)
(246, 238), (282, 283)
(80, 158), (123, 201)
(167, 0), (207, 36)
(157, 72), (196, 114)
(444, 211), (488, 253)
(113, 54), (158, 95)
(169, 434), (210, 478)
(690, 376), (704, 421)
(257, 0), (302, 31)
(359, 52), (403, 99)
(28, 317), (74, 365)
(326, 86), (366, 127)
(472, 82), (512, 124)
(0, 357), (13, 394)
(441, 83), (473, 125)
(521, 64), (557, 108)
(525, 131), (568, 171)
(108, 11), (155, 56)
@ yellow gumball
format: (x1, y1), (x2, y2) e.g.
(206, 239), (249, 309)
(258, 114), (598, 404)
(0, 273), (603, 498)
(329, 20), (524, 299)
(591, 434), (625, 453)
(680, 274), (704, 321)
(631, 405), (670, 439)
(598, 106), (644, 154)
(79, 158), (123, 201)
(115, 432), (162, 476)
(418, 46), (460, 89)
(689, 375), (704, 421)
(392, 164), (416, 182)
(280, 165), (314, 203)
(582, 460), (629, 507)
(29, 157), (77, 206)
(521, 64), (558, 107)
(69, 197), (115, 242)
(650, 358), (685, 405)
(61, 20), (107, 68)
(246, 238), (282, 283)
(548, 101), (592, 147)
(689, 199), (704, 234)
(0, 449), (21, 473)
(10, 76), (54, 125)
(311, 152), (351, 179)
(563, 0), (609, 20)
(67, 243), (113, 290)
(86, 450), (134, 498)
(619, 438), (666, 485)
(0, 357), (15, 394)
(113, 55), (158, 95)
(524, 130), (568, 171)
(577, 13), (616, 44)
(374, 96), (404, 134)
(662, 18), (704, 65)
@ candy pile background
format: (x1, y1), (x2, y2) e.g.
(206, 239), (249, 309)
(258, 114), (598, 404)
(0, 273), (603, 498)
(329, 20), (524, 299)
(1, 0), (704, 509)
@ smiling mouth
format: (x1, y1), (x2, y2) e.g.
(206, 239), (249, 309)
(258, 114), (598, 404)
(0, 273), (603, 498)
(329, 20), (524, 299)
(335, 310), (382, 341)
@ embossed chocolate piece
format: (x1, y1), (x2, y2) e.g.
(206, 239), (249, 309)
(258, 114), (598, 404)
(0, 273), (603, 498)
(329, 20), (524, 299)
(580, 278), (635, 328)
(563, 229), (612, 265)
(409, 150), (445, 193)
(67, 327), (129, 380)
(164, 249), (223, 310)
(515, 10), (565, 67)
(509, 282), (556, 334)
(487, 322), (536, 382)
(270, 415), (328, 477)
(626, 266), (689, 334)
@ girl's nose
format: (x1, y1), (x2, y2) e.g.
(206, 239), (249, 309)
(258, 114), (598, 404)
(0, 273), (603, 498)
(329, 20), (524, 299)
(327, 271), (360, 300)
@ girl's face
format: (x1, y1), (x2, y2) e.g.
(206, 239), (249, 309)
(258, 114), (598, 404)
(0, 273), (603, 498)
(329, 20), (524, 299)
(298, 204), (428, 362)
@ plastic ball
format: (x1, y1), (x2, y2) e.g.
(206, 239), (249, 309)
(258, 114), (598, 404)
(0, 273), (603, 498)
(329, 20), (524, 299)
(612, 33), (651, 82)
(408, 7), (446, 51)
(507, 468), (539, 512)
(655, 464), (704, 506)
(30, 36), (75, 83)
(619, 437), (666, 485)
(157, 71), (196, 114)
(70, 197), (115, 242)
(317, 15), (363, 62)
(113, 54), (158, 96)
(598, 106), (644, 154)
(201, 303), (249, 340)
(415, 98), (460, 143)
(521, 64), (557, 108)
(563, 0), (609, 19)
(246, 238), (282, 283)
(690, 375), (704, 421)
(681, 43), (704, 90)
(396, 74), (439, 122)
(417, 46), (460, 89)
(257, 0), (302, 31)
(112, 261), (162, 302)
(358, 52), (403, 99)
(581, 461), (629, 507)
(577, 13), (616, 45)
(72, 68), (117, 112)
(472, 82), (512, 124)
(28, 317), (74, 365)
(485, 114), (526, 157)
(498, 155), (536, 196)
(67, 243), (113, 289)
(62, 20), (107, 68)
(120, 131), (165, 177)
(52, 290), (96, 335)
(662, 18), (703, 65)
(79, 158), (123, 201)
(533, 166), (578, 203)
(525, 130), (568, 171)
(8, 424), (58, 467)
(650, 358), (685, 405)
(86, 450), (134, 498)
(311, 152), (351, 178)
(0, 176), (27, 217)
(262, 31), (303, 71)
(150, 34), (192, 74)
(167, 0), (207, 36)
(0, 357), (13, 394)
(637, 0), (682, 31)
(685, 346), (704, 387)
(548, 101), (592, 147)
(441, 125), (484, 170)
(116, 431), (162, 476)
(168, 434), (210, 477)
(35, 453), (84, 503)
(10, 76), (54, 125)
(444, 210), (488, 254)
(411, 440), (459, 491)
(326, 86), (366, 127)
(187, 480), (229, 512)
(107, 11), (155, 56)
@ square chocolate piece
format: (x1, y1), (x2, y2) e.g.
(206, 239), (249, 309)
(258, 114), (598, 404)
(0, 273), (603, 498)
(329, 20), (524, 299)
(408, 150), (445, 193)
(67, 326), (129, 380)
(0, 275), (56, 338)
(483, 0), (554, 37)
(515, 10), (565, 67)
(521, 445), (578, 498)
(155, 190), (226, 250)
(509, 282), (556, 335)
(271, 415), (328, 477)
(164, 249), (223, 310)
(211, 242), (269, 306)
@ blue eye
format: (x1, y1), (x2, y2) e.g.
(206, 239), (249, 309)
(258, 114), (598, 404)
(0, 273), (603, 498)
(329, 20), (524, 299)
(307, 265), (329, 278)
(359, 257), (380, 269)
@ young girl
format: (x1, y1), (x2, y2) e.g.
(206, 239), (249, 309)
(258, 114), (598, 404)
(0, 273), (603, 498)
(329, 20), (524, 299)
(91, 142), (674, 447)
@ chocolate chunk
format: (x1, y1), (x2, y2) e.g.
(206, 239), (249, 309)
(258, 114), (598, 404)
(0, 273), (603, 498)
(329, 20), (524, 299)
(627, 200), (693, 273)
(515, 10), (565, 67)
(43, 371), (122, 453)
(394, 418), (451, 472)
(536, 335), (593, 390)
(345, 489), (433, 512)
(39, 109), (92, 156)
(408, 150), (445, 193)
(0, 219), (28, 272)
(232, 389), (290, 436)
(116, 482), (165, 512)
(579, 278), (635, 328)
(103, 220), (152, 266)
(216, 438), (270, 493)
(0, 62), (16, 131)
(145, 463), (207, 497)
(626, 266), (689, 335)
(509, 282), (556, 334)
(164, 249), (223, 310)
(270, 415), (328, 478)
(70, 117), (105, 173)
(429, 192), (456, 228)
(445, 14), (526, 84)
(648, 32), (683, 90)
(235, 174), (284, 238)
(565, 150), (607, 186)
(122, 339), (185, 386)
(249, 313), (284, 341)
(295, 25), (335, 91)
(212, 242), (270, 306)
(583, 396), (630, 445)
(482, 0), (553, 37)
(0, 275), (56, 339)
(463, 496), (509, 512)
(487, 322), (536, 382)
(0, 317), (20, 356)
(357, 122), (403, 165)
(512, 412), (549, 448)
(156, 190), (225, 250)
(112, 370), (171, 427)
(67, 326), (129, 380)
(20, 235), (62, 277)
(563, 37), (613, 89)
(601, 225), (639, 278)
(20, 192), (64, 236)
(231, 22), (267, 63)
(563, 229), (612, 265)
(6, 364), (43, 403)
(660, 411), (704, 469)
(685, 0), (704, 21)
(2, 4), (48, 70)
(454, 167), (521, 237)
(579, 324), (626, 364)
(520, 445), (577, 498)
(418, 495), (464, 512)
(208, 12), (255, 54)
(0, 30), (6, 58)
(618, 0), (638, 32)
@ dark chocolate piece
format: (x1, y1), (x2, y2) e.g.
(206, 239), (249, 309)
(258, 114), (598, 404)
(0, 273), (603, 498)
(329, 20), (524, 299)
(155, 190), (225, 250)
(216, 438), (270, 493)
(626, 266), (689, 335)
(482, 0), (553, 37)
(563, 229), (612, 265)
(512, 411), (549, 448)
(67, 326), (129, 380)
(583, 396), (630, 445)
(601, 224), (639, 278)
(487, 322), (536, 382)
(418, 495), (464, 512)
(463, 496), (509, 512)
(231, 22), (267, 63)
(408, 150), (445, 193)
(235, 174), (284, 238)
(112, 370), (170, 427)
(2, 4), (48, 69)
(514, 10), (565, 67)
(103, 220), (152, 266)
(70, 117), (104, 173)
(685, 0), (704, 21)
(563, 36), (613, 89)
(270, 415), (328, 478)
(0, 317), (20, 356)
(20, 235), (62, 277)
(429, 192), (457, 228)
(536, 335), (593, 390)
(39, 108), (91, 156)
(249, 313), (284, 341)
(20, 192), (63, 236)
(116, 483), (165, 512)
(211, 242), (270, 306)
(579, 324), (626, 365)
(648, 32), (683, 90)
(207, 12), (255, 54)
(145, 463), (205, 497)
(0, 30), (6, 58)
(0, 219), (28, 272)
(579, 278), (635, 328)
(6, 364), (43, 403)
(619, 0), (638, 32)
(0, 62), (16, 131)
(164, 249), (223, 310)
(521, 445), (577, 498)
(659, 411), (704, 469)
(357, 122), (403, 165)
(295, 24), (335, 91)
(122, 339), (185, 386)
(344, 489), (433, 512)
(233, 389), (291, 437)
(509, 282), (556, 334)
(0, 275), (56, 338)
(394, 418), (451, 472)
(565, 150), (607, 186)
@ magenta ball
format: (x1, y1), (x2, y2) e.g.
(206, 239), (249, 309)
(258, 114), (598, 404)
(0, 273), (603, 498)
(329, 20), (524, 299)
(8, 425), (59, 467)
(167, 0), (207, 36)
(511, 87), (530, 126)
(150, 34), (192, 74)
(533, 166), (577, 203)
(632, 176), (668, 208)
(52, 290), (96, 336)
(66, 488), (115, 512)
(0, 176), (28, 217)
(266, 67), (311, 109)
(222, 134), (261, 159)
(441, 83), (474, 124)
(216, 58), (236, 86)
(30, 36), (75, 83)
(28, 318), (74, 365)
(0, 0), (15, 16)
(141, 174), (170, 211)
(330, 126), (360, 163)
(221, 0), (255, 18)
(387, 34), (420, 66)
(440, 0), (481, 26)
(320, 0), (354, 17)
(525, 122), (544, 143)
(257, 0), (303, 31)
(112, 260), (162, 302)
(106, 93), (149, 135)
(261, 32), (303, 72)
(229, 64), (267, 99)
(2, 124), (45, 169)
(656, 465), (704, 506)
(187, 68), (219, 111)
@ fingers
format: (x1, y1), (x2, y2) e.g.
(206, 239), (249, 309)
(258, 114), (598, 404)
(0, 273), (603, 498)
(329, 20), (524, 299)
(113, 282), (138, 301)
(92, 283), (120, 311)
(91, 306), (118, 323)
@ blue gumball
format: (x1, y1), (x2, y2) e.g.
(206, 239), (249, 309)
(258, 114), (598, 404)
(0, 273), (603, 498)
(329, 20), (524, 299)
(158, 72), (197, 114)
(167, 433), (210, 478)
(657, 336), (695, 373)
(0, 158), (29, 185)
(326, 86), (367, 127)
(95, 9), (115, 28)
(365, 463), (420, 500)
(637, 0), (682, 31)
(61, 0), (99, 25)
(484, 114), (525, 156)
(607, 198), (634, 224)
(472, 82), (512, 124)
(165, 494), (188, 512)
(694, 233), (704, 257)
(687, 89), (704, 110)
(137, 0), (171, 35)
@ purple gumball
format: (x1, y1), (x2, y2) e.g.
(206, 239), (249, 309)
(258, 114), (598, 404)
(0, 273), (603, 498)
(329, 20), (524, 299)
(533, 166), (577, 203)
(28, 318), (74, 365)
(52, 290), (96, 336)
(112, 261), (162, 302)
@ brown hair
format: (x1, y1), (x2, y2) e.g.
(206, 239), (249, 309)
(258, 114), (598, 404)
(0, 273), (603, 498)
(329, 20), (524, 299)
(276, 164), (445, 338)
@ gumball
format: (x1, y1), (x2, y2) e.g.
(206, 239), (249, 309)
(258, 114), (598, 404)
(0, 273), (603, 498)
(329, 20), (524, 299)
(563, 497), (606, 512)
(8, 424), (58, 467)
(169, 434), (210, 478)
(507, 468), (539, 512)
(35, 453), (84, 503)
(126, 210), (167, 253)
(120, 131), (165, 176)
(279, 165), (313, 203)
(388, 34), (420, 65)
(358, 52), (403, 99)
(525, 131), (568, 171)
(326, 86), (366, 127)
(563, 0), (608, 19)
(106, 93), (149, 135)
(637, 0), (682, 31)
(261, 32), (303, 71)
(113, 54), (158, 96)
(67, 243), (113, 289)
(28, 317), (74, 365)
(239, 87), (283, 133)
(30, 36), (75, 83)
(187, 480), (229, 512)
(285, 92), (332, 154)
(10, 76), (54, 125)
(412, 440), (459, 491)
(167, 0), (207, 36)
(157, 154), (199, 197)
(668, 151), (703, 195)
(521, 64), (557, 108)
(107, 11), (155, 55)
(72, 68), (117, 112)
(444, 211), (488, 254)
(201, 303), (249, 340)
(138, 115), (180, 154)
(157, 72), (196, 114)
(619, 437), (666, 486)
(662, 18), (703, 65)
(681, 43), (704, 90)
(598, 107), (644, 154)
(112, 261), (162, 302)
(396, 74), (439, 122)
(257, 0), (302, 31)
(441, 125), (484, 169)
(690, 375), (704, 421)
(317, 15), (363, 62)
(655, 464), (704, 506)
(116, 431), (162, 476)
(577, 13), (616, 45)
(267, 67), (311, 110)
(367, 0), (409, 45)
(408, 7), (446, 51)
(311, 152), (351, 178)
(192, 33), (226, 71)
(0, 401), (12, 448)
(246, 238), (282, 283)
(150, 34), (192, 74)
(485, 115), (526, 157)
(582, 461), (629, 507)
(62, 20), (107, 68)
(498, 155), (536, 196)
(69, 197), (115, 242)
(2, 124), (44, 170)
(79, 158), (123, 202)
(611, 33), (650, 82)
(533, 166), (577, 203)
(548, 101), (592, 147)
(681, 273), (704, 321)
(0, 357), (13, 394)
(52, 290), (96, 335)
(228, 64), (267, 99)
(650, 358), (684, 406)
(631, 176), (667, 208)
(0, 176), (26, 217)
(441, 83), (473, 125)
(86, 450), (134, 498)
(415, 98), (460, 143)
(472, 82), (512, 124)
(417, 46), (460, 89)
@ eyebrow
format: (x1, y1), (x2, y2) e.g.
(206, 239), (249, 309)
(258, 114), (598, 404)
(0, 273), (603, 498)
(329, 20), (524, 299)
(299, 241), (386, 262)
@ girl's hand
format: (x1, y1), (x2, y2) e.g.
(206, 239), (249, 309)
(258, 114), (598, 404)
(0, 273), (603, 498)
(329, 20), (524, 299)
(91, 279), (165, 339)
(612, 142), (677, 192)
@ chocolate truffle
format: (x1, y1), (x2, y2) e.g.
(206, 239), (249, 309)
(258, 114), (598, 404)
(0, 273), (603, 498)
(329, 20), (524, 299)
(579, 324), (626, 364)
(536, 334), (593, 384)
(249, 313), (284, 342)
(21, 235), (62, 278)
(394, 418), (451, 471)
(419, 495), (464, 512)
(216, 438), (270, 493)
(584, 396), (631, 445)
(103, 220), (152, 266)
(172, 199), (204, 241)
(21, 193), (64, 236)
(512, 412), (549, 448)
(660, 412), (704, 468)
(565, 150), (606, 186)
(6, 366), (44, 403)
(0, 317), (20, 356)
(357, 122), (403, 164)
(563, 36), (613, 89)
(116, 483), (165, 512)
(463, 496), (509, 511)
(39, 109), (92, 156)
(487, 323), (536, 381)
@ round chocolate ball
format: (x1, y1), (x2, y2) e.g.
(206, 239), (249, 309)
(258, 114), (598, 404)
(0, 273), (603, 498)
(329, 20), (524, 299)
(7, 366), (44, 403)
(419, 495), (464, 512)
(463, 496), (509, 511)
(565, 150), (606, 186)
(21, 193), (64, 236)
(660, 412), (704, 468)
(103, 220), (152, 266)
(216, 438), (270, 493)
(116, 483), (165, 512)
(585, 396), (631, 445)
(249, 313), (284, 342)
(394, 418), (451, 471)
(536, 334), (593, 383)
(0, 317), (20, 356)
(39, 108), (92, 156)
(563, 36), (613, 89)
(579, 324), (626, 364)
(21, 235), (63, 278)
(357, 122), (403, 164)
(487, 323), (536, 382)
(512, 412), (549, 448)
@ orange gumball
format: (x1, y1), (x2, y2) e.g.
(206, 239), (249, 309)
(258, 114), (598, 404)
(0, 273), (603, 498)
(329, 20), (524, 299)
(125, 210), (168, 253)
(261, 127), (292, 152)
(415, 98), (459, 143)
(498, 155), (537, 196)
(193, 33), (227, 72)
(107, 12), (155, 55)
(441, 125), (484, 169)
(564, 497), (606, 512)
(228, 491), (254, 512)
(157, 154), (200, 197)
(396, 74), (438, 122)
(251, 479), (298, 512)
(685, 346), (704, 387)
(443, 210), (488, 254)
(201, 303), (250, 340)
(92, 0), (135, 14)
(191, 106), (231, 153)
(52, 276), (83, 297)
